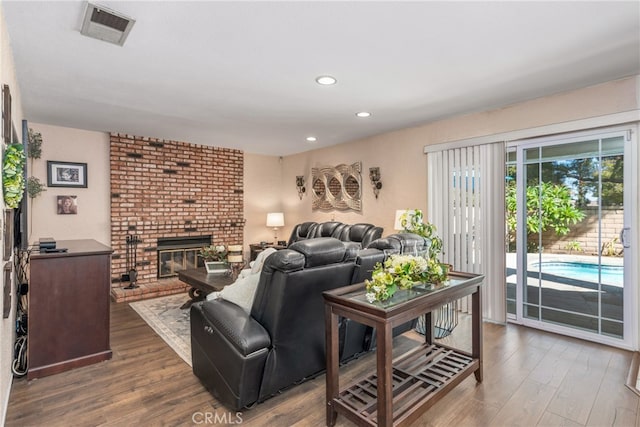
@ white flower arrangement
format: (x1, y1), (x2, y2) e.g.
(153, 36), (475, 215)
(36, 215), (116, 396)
(365, 254), (447, 303)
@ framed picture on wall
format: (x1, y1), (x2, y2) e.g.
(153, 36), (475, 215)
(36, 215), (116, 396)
(57, 195), (78, 215)
(47, 161), (87, 188)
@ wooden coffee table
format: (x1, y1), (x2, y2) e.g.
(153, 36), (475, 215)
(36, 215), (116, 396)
(177, 268), (234, 309)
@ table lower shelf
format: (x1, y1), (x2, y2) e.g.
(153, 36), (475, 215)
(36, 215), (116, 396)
(331, 343), (479, 426)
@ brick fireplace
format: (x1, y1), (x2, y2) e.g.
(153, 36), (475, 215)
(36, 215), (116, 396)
(110, 133), (244, 302)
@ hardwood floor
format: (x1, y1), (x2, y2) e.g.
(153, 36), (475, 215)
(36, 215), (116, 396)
(5, 300), (640, 426)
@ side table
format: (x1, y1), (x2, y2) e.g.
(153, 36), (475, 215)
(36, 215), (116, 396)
(177, 268), (235, 309)
(324, 271), (484, 426)
(249, 243), (287, 261)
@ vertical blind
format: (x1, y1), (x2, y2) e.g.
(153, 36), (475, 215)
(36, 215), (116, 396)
(427, 142), (507, 323)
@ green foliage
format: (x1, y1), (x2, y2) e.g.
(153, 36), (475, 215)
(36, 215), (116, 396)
(3, 143), (26, 208)
(506, 181), (585, 249)
(198, 245), (228, 261)
(399, 209), (443, 260)
(27, 176), (46, 198)
(597, 157), (623, 206)
(364, 254), (447, 302)
(534, 156), (623, 208)
(27, 128), (43, 159)
(601, 237), (623, 257)
(26, 128), (45, 200)
(564, 241), (583, 254)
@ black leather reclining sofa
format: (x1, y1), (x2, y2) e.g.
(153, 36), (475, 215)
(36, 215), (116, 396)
(190, 233), (430, 411)
(287, 221), (383, 249)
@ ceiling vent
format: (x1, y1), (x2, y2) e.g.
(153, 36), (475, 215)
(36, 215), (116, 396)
(80, 2), (135, 46)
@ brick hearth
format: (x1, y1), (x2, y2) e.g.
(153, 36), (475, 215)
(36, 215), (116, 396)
(110, 277), (189, 303)
(110, 133), (244, 302)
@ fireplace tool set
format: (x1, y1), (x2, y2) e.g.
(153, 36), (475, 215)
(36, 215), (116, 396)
(122, 234), (142, 289)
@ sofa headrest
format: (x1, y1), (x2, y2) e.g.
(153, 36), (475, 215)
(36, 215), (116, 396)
(343, 223), (373, 242)
(287, 221), (319, 246)
(366, 232), (431, 254)
(310, 221), (344, 238)
(289, 237), (349, 268)
(263, 249), (306, 274)
(391, 232), (432, 252)
(297, 221), (317, 236)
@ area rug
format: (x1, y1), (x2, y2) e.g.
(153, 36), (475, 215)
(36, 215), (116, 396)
(129, 294), (193, 366)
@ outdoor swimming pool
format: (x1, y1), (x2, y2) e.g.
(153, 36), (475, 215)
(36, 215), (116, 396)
(532, 261), (623, 286)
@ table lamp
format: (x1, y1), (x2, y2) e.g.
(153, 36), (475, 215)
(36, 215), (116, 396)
(266, 212), (285, 244)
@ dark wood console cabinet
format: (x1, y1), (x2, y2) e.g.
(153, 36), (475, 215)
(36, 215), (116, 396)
(28, 239), (113, 380)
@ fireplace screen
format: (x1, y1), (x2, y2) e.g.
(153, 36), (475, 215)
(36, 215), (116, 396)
(158, 248), (202, 278)
(156, 235), (211, 278)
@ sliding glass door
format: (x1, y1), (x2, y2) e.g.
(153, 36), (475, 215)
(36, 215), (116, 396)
(507, 127), (636, 347)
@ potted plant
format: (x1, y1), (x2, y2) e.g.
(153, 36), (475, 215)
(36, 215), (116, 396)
(199, 245), (229, 274)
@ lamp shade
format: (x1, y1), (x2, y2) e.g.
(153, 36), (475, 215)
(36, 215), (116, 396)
(394, 210), (407, 230)
(266, 212), (285, 227)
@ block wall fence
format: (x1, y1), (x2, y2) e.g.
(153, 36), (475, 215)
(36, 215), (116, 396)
(110, 133), (244, 289)
(541, 207), (623, 255)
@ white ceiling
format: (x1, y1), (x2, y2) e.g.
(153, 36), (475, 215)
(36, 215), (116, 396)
(3, 1), (639, 156)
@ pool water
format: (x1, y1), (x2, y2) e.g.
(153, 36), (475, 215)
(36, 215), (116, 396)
(532, 262), (623, 286)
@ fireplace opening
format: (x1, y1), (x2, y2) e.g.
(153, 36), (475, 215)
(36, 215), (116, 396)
(157, 235), (211, 278)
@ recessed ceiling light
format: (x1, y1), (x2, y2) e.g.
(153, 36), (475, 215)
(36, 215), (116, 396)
(306, 136), (317, 142)
(315, 76), (337, 85)
(356, 111), (371, 118)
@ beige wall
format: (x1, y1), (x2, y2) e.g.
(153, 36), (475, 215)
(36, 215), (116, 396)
(279, 76), (639, 239)
(0, 5), (24, 424)
(28, 123), (110, 246)
(282, 134), (427, 237)
(243, 153), (283, 250)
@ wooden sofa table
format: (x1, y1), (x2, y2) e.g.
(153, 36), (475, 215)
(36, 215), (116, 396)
(177, 268), (234, 308)
(323, 271), (484, 427)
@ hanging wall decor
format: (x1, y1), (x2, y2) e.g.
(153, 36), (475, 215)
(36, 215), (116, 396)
(311, 162), (362, 211)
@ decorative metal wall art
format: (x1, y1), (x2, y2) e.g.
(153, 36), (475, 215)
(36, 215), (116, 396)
(311, 162), (362, 211)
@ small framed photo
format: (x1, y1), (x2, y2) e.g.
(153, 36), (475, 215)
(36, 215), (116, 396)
(205, 261), (229, 274)
(57, 195), (78, 215)
(47, 161), (87, 188)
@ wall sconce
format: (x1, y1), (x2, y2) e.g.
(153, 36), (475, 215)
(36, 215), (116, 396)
(296, 175), (306, 200)
(369, 167), (382, 199)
